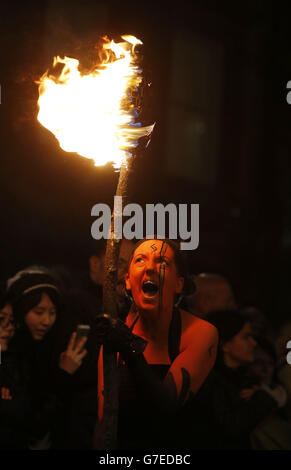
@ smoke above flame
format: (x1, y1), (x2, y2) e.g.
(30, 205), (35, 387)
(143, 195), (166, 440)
(37, 35), (154, 168)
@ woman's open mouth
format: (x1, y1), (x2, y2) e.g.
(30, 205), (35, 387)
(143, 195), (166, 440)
(142, 280), (159, 297)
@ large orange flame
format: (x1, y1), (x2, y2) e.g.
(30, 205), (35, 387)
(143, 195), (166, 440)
(37, 35), (154, 168)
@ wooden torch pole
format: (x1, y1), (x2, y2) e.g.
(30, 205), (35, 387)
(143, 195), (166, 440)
(93, 157), (134, 450)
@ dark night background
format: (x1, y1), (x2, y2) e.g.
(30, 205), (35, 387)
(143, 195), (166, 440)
(1, 0), (291, 329)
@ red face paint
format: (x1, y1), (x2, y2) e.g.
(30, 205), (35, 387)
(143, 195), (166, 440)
(125, 240), (184, 317)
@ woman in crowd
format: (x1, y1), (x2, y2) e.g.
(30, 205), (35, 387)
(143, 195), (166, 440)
(248, 336), (291, 449)
(5, 268), (87, 449)
(95, 238), (218, 449)
(0, 293), (32, 449)
(0, 298), (14, 356)
(206, 310), (284, 449)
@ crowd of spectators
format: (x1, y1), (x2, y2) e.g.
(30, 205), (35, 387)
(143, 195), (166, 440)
(0, 238), (290, 450)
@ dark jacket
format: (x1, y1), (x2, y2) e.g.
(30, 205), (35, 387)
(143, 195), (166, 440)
(207, 360), (277, 449)
(8, 328), (59, 446)
(0, 349), (32, 449)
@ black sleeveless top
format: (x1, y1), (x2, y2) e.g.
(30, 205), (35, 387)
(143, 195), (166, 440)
(117, 308), (182, 449)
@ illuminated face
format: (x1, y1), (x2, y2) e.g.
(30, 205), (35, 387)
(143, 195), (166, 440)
(24, 292), (57, 341)
(223, 322), (257, 367)
(125, 240), (184, 316)
(0, 303), (15, 351)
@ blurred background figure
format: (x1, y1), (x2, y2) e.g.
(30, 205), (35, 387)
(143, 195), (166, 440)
(205, 310), (282, 449)
(0, 290), (31, 449)
(241, 306), (274, 342)
(185, 273), (237, 318)
(73, 238), (135, 319)
(249, 337), (278, 386)
(116, 239), (135, 320)
(248, 336), (291, 450)
(75, 238), (107, 315)
(275, 321), (291, 422)
(0, 298), (14, 353)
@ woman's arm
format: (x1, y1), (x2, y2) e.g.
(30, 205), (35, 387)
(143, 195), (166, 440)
(96, 315), (218, 414)
(123, 320), (217, 411)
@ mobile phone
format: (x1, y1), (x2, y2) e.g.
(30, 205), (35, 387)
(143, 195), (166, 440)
(75, 324), (90, 350)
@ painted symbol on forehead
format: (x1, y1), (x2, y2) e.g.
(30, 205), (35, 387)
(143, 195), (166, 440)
(150, 244), (157, 252)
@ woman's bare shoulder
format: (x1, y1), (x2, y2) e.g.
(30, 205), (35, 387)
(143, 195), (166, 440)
(180, 309), (218, 344)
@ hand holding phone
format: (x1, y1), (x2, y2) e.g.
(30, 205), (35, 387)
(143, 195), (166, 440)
(75, 324), (91, 351)
(59, 325), (90, 375)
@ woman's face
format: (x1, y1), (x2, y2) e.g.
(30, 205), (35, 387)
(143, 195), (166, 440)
(25, 292), (57, 341)
(0, 303), (15, 351)
(125, 240), (184, 316)
(223, 322), (257, 367)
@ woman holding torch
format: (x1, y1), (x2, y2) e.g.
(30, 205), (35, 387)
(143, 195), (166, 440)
(96, 238), (218, 448)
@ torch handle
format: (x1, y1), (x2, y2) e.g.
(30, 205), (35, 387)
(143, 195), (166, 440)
(93, 160), (134, 450)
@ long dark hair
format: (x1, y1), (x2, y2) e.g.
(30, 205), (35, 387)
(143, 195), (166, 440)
(206, 309), (251, 367)
(6, 270), (62, 343)
(12, 288), (61, 328)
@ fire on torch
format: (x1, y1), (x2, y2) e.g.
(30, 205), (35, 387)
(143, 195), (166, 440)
(37, 34), (154, 449)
